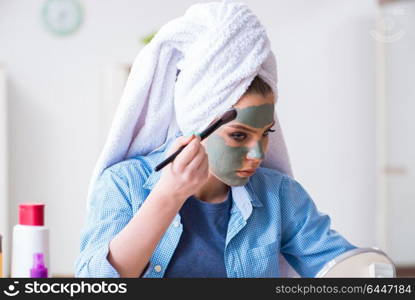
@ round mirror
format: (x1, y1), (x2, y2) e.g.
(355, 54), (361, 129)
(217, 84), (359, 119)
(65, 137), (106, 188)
(316, 248), (396, 278)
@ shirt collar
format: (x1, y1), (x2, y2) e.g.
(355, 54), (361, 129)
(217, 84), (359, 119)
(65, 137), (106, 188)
(231, 180), (263, 217)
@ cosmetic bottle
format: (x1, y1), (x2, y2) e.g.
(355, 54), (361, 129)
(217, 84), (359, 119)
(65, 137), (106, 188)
(11, 204), (49, 277)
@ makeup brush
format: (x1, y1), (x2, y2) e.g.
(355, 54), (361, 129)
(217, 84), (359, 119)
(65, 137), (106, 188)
(154, 108), (237, 172)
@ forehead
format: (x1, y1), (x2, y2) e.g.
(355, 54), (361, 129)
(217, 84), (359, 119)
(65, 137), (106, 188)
(228, 93), (275, 129)
(233, 103), (274, 129)
(233, 93), (275, 109)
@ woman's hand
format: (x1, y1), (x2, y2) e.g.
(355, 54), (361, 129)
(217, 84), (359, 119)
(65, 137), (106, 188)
(108, 135), (208, 277)
(154, 135), (209, 203)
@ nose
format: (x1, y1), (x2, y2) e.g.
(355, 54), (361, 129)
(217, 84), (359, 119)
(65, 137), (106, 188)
(246, 141), (265, 160)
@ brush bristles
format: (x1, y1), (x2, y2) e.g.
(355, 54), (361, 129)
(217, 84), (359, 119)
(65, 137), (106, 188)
(220, 108), (237, 124)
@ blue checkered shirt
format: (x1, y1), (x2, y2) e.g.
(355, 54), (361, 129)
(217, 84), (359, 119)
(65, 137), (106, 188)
(75, 136), (356, 278)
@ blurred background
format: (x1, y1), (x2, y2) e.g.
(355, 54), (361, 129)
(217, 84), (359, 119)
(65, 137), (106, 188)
(0, 0), (414, 277)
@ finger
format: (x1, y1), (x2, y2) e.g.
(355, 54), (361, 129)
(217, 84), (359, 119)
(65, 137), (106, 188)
(186, 144), (206, 171)
(198, 156), (209, 178)
(193, 146), (209, 172)
(202, 153), (209, 172)
(172, 137), (201, 172)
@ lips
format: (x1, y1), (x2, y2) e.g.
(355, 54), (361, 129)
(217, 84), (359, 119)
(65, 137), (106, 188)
(236, 169), (256, 177)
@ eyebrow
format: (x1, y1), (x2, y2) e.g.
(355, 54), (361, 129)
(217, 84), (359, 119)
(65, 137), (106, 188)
(228, 121), (275, 133)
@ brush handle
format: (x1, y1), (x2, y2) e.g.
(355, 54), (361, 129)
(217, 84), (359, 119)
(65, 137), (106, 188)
(154, 145), (186, 172)
(154, 119), (223, 172)
(198, 119), (223, 139)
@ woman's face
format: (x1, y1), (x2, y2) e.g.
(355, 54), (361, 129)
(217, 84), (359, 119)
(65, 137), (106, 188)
(203, 93), (275, 186)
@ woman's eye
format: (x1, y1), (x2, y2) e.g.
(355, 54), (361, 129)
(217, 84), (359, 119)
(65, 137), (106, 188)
(263, 128), (276, 137)
(229, 132), (247, 142)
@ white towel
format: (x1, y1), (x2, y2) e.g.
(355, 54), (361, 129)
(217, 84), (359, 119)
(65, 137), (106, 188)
(88, 1), (292, 205)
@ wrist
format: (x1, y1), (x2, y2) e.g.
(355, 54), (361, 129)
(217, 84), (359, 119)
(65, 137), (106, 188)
(152, 184), (188, 205)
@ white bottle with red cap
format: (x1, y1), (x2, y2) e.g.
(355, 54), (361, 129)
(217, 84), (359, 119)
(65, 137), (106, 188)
(11, 204), (49, 277)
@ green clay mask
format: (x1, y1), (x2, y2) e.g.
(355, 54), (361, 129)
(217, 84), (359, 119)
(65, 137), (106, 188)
(235, 103), (274, 128)
(205, 103), (274, 186)
(206, 133), (250, 186)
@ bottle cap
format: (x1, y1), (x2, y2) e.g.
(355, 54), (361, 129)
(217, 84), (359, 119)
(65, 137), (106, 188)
(30, 253), (48, 278)
(19, 204), (45, 226)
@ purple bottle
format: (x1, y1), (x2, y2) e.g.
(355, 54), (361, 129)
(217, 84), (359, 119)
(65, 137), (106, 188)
(30, 253), (48, 278)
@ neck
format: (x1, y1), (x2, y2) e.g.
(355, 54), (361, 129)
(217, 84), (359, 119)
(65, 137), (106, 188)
(194, 171), (229, 204)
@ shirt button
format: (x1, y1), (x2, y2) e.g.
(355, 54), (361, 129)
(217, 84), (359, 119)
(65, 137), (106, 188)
(173, 221), (180, 227)
(154, 265), (162, 273)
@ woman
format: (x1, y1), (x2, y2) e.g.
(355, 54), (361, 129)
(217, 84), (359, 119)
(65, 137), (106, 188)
(75, 2), (356, 278)
(75, 76), (355, 278)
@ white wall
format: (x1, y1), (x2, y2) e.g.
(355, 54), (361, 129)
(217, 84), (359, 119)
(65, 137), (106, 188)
(0, 0), (380, 276)
(381, 1), (415, 265)
(0, 66), (8, 276)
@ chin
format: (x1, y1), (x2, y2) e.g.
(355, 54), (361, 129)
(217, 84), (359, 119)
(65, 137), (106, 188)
(210, 169), (250, 186)
(222, 175), (249, 187)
